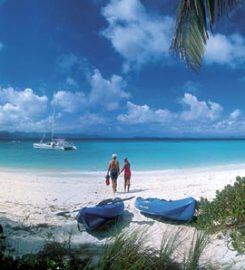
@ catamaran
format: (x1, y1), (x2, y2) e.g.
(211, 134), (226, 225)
(33, 138), (77, 151)
(33, 108), (77, 151)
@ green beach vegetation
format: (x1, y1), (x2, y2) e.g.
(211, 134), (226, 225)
(0, 229), (212, 270)
(193, 176), (245, 253)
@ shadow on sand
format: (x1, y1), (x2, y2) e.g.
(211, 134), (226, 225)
(82, 210), (134, 240)
(138, 212), (196, 226)
(126, 189), (148, 194)
(114, 189), (147, 195)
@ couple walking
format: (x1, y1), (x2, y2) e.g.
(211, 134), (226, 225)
(107, 154), (131, 194)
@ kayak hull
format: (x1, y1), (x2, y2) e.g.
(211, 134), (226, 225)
(135, 197), (197, 221)
(77, 198), (124, 231)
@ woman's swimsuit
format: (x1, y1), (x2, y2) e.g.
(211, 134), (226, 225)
(110, 160), (119, 180)
(110, 169), (118, 180)
(124, 164), (131, 178)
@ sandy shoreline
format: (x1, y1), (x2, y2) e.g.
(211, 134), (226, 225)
(1, 165), (245, 269)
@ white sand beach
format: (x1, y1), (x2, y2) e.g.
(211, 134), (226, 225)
(1, 165), (245, 269)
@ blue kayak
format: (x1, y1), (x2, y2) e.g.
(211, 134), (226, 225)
(135, 197), (197, 221)
(77, 198), (124, 231)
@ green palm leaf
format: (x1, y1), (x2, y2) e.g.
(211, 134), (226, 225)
(171, 0), (241, 70)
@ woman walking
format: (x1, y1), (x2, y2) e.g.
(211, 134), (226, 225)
(120, 158), (131, 193)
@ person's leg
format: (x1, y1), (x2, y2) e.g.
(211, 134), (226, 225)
(115, 178), (117, 192)
(111, 179), (116, 193)
(127, 177), (131, 192)
(124, 176), (126, 192)
(110, 171), (118, 193)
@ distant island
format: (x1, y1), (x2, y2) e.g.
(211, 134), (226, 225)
(1, 131), (245, 141)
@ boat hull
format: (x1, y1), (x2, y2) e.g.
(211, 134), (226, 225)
(33, 141), (76, 150)
(77, 198), (124, 231)
(135, 197), (196, 221)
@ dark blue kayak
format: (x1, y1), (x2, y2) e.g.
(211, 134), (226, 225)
(77, 198), (124, 231)
(135, 197), (197, 221)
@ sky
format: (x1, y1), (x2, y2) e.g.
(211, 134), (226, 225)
(0, 0), (245, 137)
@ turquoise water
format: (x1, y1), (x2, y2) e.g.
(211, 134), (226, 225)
(1, 140), (245, 171)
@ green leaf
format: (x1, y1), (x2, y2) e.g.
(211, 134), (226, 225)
(171, 0), (241, 70)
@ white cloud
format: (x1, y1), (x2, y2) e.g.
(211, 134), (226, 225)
(118, 93), (224, 127)
(102, 0), (145, 23)
(205, 33), (245, 66)
(183, 81), (201, 95)
(79, 113), (106, 125)
(88, 69), (130, 110)
(102, 0), (173, 71)
(180, 93), (223, 121)
(52, 68), (129, 113)
(0, 87), (48, 131)
(51, 69), (130, 114)
(0, 84), (243, 136)
(52, 90), (86, 113)
(66, 76), (79, 88)
(116, 93), (245, 136)
(57, 53), (80, 71)
(117, 101), (173, 124)
(229, 109), (241, 120)
(0, 87), (48, 118)
(101, 0), (244, 71)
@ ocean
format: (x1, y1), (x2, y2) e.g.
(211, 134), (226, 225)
(1, 139), (245, 171)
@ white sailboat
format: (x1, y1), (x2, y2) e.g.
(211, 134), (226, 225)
(33, 138), (77, 151)
(33, 110), (77, 151)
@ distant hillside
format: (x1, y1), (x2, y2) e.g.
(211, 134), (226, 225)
(0, 131), (245, 141)
(0, 131), (94, 140)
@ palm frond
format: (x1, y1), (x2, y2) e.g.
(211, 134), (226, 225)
(171, 0), (241, 70)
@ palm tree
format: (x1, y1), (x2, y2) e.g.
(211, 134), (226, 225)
(171, 0), (241, 70)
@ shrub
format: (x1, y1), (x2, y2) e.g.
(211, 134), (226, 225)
(194, 176), (245, 231)
(192, 176), (245, 253)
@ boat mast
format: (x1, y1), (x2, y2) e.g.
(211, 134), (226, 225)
(51, 106), (55, 140)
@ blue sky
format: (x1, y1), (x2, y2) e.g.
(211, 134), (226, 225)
(0, 0), (245, 137)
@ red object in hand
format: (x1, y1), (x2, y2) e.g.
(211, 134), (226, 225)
(105, 175), (110, 186)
